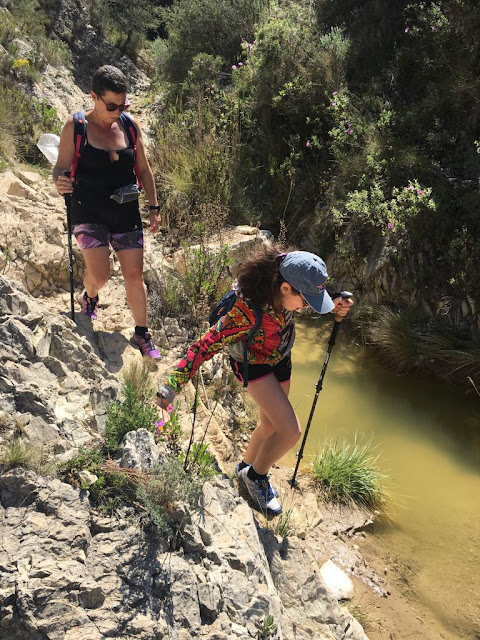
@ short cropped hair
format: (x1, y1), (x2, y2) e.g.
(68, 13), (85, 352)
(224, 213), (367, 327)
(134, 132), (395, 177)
(92, 65), (128, 96)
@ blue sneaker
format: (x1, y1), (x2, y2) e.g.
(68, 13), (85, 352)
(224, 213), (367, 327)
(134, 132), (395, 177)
(235, 462), (279, 498)
(238, 467), (282, 515)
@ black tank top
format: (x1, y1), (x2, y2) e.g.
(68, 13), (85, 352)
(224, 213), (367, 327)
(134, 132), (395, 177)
(70, 131), (141, 232)
(74, 139), (137, 203)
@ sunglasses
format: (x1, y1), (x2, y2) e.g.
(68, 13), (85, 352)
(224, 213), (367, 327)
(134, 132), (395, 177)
(97, 94), (129, 112)
(298, 292), (311, 309)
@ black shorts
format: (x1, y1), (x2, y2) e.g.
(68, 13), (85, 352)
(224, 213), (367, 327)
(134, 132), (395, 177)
(230, 354), (292, 385)
(70, 194), (142, 234)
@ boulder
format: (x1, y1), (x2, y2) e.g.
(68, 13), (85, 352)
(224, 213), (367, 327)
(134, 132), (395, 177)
(320, 559), (355, 601)
(118, 428), (167, 470)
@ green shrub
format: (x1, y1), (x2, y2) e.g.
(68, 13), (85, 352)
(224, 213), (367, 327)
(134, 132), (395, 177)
(161, 0), (268, 83)
(105, 381), (158, 453)
(155, 407), (183, 457)
(148, 231), (232, 328)
(183, 442), (218, 479)
(120, 357), (156, 404)
(0, 81), (61, 164)
(256, 614), (278, 640)
(311, 437), (388, 511)
(136, 457), (204, 533)
(355, 306), (424, 374)
(60, 447), (137, 515)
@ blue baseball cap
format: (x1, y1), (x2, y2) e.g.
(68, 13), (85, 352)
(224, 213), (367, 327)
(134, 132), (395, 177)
(279, 251), (334, 313)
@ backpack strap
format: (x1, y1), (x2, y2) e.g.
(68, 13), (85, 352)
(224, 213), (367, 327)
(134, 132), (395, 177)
(242, 302), (263, 388)
(70, 111), (86, 181)
(120, 111), (143, 189)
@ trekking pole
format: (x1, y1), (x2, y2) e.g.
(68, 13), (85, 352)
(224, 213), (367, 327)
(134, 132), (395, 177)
(289, 291), (353, 488)
(36, 134), (75, 322)
(64, 172), (75, 322)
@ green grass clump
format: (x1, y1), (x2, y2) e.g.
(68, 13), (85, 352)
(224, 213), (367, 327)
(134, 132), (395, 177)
(355, 305), (480, 388)
(0, 439), (54, 475)
(311, 437), (388, 511)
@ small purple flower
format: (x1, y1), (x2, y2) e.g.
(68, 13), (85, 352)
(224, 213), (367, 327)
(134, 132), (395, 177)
(332, 91), (338, 95)
(332, 102), (337, 107)
(232, 65), (237, 70)
(306, 140), (311, 148)
(407, 185), (414, 191)
(238, 62), (243, 67)
(431, 25), (437, 31)
(404, 27), (410, 33)
(387, 222), (393, 229)
(167, 404), (173, 413)
(417, 189), (424, 196)
(347, 128), (353, 134)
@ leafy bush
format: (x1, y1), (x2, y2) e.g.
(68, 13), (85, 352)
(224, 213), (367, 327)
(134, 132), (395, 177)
(105, 381), (158, 452)
(161, 0), (268, 83)
(60, 447), (138, 514)
(311, 436), (388, 510)
(148, 231), (232, 328)
(155, 405), (183, 457)
(183, 441), (218, 479)
(136, 457), (204, 531)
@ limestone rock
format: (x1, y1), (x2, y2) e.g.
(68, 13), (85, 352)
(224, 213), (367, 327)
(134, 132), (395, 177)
(117, 428), (167, 470)
(320, 559), (355, 601)
(15, 170), (43, 186)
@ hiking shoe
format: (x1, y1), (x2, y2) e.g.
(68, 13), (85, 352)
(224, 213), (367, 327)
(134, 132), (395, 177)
(238, 467), (282, 515)
(130, 331), (162, 359)
(235, 462), (279, 498)
(81, 292), (99, 319)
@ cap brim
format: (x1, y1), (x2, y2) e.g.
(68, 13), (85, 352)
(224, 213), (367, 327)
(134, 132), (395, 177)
(303, 290), (334, 314)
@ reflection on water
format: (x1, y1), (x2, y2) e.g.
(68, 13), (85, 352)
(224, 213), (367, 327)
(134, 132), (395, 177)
(284, 318), (480, 638)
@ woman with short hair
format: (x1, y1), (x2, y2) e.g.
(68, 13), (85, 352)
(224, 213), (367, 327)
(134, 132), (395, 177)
(53, 65), (161, 358)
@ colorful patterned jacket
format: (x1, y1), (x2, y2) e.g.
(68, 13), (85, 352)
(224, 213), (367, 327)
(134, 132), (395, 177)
(166, 296), (296, 393)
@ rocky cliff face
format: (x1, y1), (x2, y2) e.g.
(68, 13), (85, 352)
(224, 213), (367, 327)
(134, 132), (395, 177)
(328, 232), (480, 334)
(0, 166), (372, 639)
(46, 0), (149, 93)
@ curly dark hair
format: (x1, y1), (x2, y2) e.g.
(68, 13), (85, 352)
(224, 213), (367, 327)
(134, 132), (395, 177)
(234, 242), (297, 310)
(92, 65), (128, 96)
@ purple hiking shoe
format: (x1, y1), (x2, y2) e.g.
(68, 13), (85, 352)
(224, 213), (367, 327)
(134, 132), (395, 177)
(130, 331), (162, 360)
(81, 292), (99, 319)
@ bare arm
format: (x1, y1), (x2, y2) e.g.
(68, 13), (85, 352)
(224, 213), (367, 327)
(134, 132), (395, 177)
(53, 118), (75, 195)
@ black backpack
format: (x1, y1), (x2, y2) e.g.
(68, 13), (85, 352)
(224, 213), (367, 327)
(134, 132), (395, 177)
(69, 111), (142, 187)
(209, 291), (263, 388)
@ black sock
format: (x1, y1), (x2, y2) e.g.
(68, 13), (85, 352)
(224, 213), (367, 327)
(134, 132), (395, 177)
(247, 466), (267, 481)
(237, 460), (249, 472)
(135, 326), (147, 337)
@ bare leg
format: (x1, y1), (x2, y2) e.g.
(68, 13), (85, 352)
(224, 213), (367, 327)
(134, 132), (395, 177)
(81, 247), (111, 297)
(116, 249), (147, 327)
(243, 376), (301, 475)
